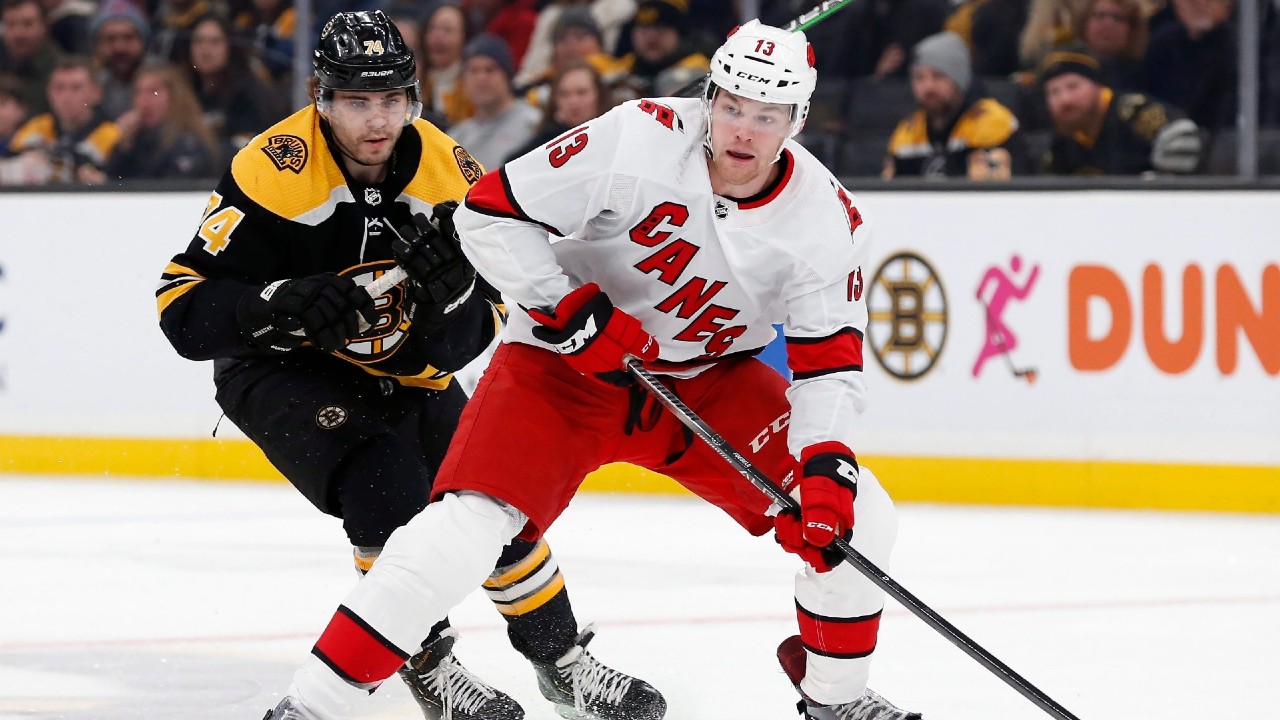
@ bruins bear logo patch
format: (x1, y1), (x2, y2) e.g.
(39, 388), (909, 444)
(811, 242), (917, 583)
(262, 134), (308, 174)
(454, 145), (483, 184)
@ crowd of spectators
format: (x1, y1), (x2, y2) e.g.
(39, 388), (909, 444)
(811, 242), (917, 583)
(0, 0), (1276, 186)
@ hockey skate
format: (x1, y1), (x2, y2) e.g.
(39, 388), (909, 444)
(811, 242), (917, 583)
(261, 696), (320, 720)
(530, 624), (666, 720)
(778, 635), (921, 720)
(399, 627), (525, 720)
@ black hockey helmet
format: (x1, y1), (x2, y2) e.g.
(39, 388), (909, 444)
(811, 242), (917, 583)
(314, 11), (423, 125)
(315, 10), (416, 91)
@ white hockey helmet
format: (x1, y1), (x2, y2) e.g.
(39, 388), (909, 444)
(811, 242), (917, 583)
(704, 19), (817, 141)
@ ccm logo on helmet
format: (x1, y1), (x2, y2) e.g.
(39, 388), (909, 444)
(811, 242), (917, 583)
(360, 69), (395, 77)
(735, 71), (770, 82)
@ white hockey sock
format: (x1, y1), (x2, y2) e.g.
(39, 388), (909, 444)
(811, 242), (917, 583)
(289, 655), (368, 720)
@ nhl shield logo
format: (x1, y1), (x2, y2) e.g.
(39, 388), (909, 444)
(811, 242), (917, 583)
(262, 134), (307, 174)
(364, 187), (382, 205)
(316, 405), (348, 430)
(714, 200), (729, 219)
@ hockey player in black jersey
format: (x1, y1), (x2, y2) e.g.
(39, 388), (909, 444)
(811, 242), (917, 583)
(155, 10), (663, 720)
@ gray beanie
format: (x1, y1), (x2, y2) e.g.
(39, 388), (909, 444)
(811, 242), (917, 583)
(912, 32), (971, 94)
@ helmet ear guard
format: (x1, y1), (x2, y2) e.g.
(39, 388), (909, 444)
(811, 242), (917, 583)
(313, 10), (422, 126)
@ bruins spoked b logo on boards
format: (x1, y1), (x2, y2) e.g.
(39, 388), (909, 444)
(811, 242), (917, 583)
(866, 252), (948, 380)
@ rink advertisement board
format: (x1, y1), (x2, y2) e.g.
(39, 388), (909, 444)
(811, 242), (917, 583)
(0, 190), (1276, 512)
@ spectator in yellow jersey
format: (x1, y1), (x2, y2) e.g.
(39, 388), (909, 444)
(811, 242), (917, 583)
(884, 32), (1030, 180)
(8, 55), (119, 184)
(1040, 50), (1202, 174)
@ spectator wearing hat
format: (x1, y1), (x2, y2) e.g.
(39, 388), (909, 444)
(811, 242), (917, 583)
(885, 31), (1030, 180)
(448, 33), (540, 169)
(0, 0), (64, 115)
(1040, 49), (1201, 174)
(90, 0), (149, 119)
(515, 0), (636, 89)
(617, 0), (707, 99)
(8, 54), (119, 184)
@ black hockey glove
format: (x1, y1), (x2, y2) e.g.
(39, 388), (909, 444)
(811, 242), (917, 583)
(236, 273), (376, 353)
(391, 201), (477, 331)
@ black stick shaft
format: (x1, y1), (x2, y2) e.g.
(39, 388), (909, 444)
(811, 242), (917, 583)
(625, 360), (1083, 720)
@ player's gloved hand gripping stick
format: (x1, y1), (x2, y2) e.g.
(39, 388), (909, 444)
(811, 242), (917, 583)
(623, 358), (1086, 720)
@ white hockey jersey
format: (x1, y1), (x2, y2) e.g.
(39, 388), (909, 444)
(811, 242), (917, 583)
(454, 97), (873, 454)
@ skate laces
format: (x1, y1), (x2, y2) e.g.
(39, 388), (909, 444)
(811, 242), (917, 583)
(555, 624), (634, 713)
(417, 652), (499, 720)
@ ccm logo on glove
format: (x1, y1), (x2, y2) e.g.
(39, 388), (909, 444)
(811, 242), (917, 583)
(528, 283), (658, 386)
(774, 441), (859, 572)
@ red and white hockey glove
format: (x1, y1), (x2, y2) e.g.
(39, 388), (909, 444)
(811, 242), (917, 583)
(774, 441), (859, 572)
(528, 283), (659, 386)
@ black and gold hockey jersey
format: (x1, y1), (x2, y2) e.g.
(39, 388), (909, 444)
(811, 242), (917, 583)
(884, 96), (1028, 180)
(1044, 88), (1189, 176)
(156, 104), (501, 391)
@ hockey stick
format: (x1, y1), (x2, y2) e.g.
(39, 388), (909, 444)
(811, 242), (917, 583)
(625, 359), (1083, 720)
(668, 0), (859, 98)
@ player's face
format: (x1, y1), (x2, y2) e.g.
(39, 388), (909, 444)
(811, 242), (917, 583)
(1044, 73), (1102, 134)
(324, 88), (408, 171)
(706, 90), (791, 196)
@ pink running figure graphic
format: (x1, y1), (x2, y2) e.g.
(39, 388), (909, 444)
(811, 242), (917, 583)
(973, 254), (1040, 382)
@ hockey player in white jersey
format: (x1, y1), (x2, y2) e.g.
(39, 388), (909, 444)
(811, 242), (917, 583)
(266, 20), (921, 720)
